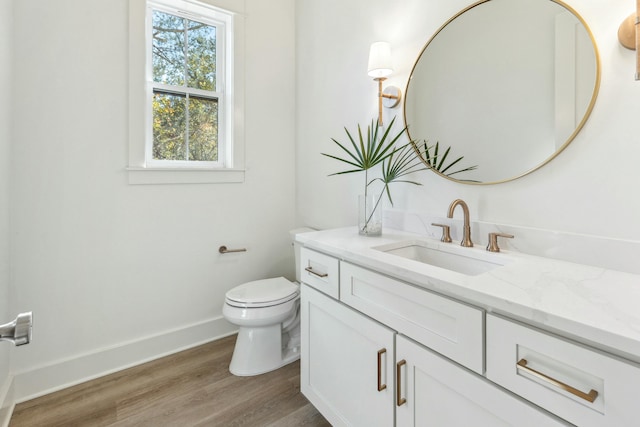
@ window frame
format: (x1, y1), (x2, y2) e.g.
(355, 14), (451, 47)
(147, 1), (227, 168)
(128, 0), (245, 184)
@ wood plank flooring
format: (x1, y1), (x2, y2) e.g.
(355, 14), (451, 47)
(10, 335), (330, 426)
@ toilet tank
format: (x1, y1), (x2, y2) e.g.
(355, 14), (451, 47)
(289, 228), (315, 282)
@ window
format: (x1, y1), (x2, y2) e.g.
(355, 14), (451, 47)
(128, 0), (245, 184)
(149, 3), (227, 166)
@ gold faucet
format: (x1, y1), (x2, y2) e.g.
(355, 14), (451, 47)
(447, 199), (473, 247)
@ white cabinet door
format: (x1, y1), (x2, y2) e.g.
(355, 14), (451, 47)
(301, 284), (395, 427)
(396, 335), (569, 427)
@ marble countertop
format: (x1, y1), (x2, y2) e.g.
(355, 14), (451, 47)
(297, 227), (640, 364)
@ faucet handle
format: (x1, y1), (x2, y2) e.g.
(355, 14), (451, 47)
(487, 232), (514, 253)
(431, 223), (452, 243)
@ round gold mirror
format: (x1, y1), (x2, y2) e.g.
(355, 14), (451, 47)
(404, 0), (600, 184)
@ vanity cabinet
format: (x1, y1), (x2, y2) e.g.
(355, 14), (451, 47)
(300, 248), (568, 426)
(297, 225), (640, 427)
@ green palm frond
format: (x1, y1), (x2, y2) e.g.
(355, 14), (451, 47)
(322, 117), (405, 175)
(374, 143), (428, 206)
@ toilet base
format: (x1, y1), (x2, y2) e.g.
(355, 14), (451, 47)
(229, 324), (300, 376)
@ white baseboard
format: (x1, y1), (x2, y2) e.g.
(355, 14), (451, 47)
(0, 375), (14, 427)
(13, 316), (236, 403)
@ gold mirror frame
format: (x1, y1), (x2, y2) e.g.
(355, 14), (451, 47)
(404, 0), (601, 185)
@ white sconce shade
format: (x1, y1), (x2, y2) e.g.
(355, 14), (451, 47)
(368, 42), (393, 78)
(367, 41), (401, 126)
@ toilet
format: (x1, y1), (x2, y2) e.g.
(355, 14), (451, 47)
(222, 228), (312, 376)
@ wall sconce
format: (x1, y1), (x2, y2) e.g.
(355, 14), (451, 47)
(618, 1), (640, 80)
(367, 42), (402, 125)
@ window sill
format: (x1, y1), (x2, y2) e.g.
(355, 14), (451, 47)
(127, 167), (245, 185)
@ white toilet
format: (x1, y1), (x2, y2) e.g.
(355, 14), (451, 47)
(222, 228), (311, 376)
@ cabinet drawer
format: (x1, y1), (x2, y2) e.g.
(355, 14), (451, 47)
(340, 262), (484, 374)
(300, 248), (340, 299)
(486, 314), (640, 427)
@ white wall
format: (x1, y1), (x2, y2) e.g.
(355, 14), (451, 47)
(296, 0), (640, 244)
(0, 0), (14, 418)
(10, 0), (296, 400)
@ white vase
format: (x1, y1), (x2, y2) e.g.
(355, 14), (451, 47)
(358, 194), (382, 236)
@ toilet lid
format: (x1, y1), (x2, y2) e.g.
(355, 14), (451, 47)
(225, 277), (299, 308)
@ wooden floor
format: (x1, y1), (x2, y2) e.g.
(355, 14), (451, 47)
(10, 335), (330, 427)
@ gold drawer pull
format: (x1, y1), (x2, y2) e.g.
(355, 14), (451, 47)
(516, 359), (598, 403)
(377, 349), (387, 391)
(396, 359), (407, 406)
(305, 266), (328, 278)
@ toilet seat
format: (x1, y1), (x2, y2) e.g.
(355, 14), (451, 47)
(225, 277), (299, 308)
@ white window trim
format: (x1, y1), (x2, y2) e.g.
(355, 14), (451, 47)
(128, 0), (245, 185)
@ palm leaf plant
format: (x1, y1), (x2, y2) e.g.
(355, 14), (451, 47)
(322, 117), (426, 235)
(323, 121), (480, 234)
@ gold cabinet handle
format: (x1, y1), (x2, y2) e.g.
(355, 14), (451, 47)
(304, 266), (328, 278)
(396, 359), (407, 406)
(377, 349), (387, 391)
(516, 359), (598, 403)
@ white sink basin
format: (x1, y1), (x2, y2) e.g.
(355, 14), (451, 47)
(373, 240), (508, 276)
